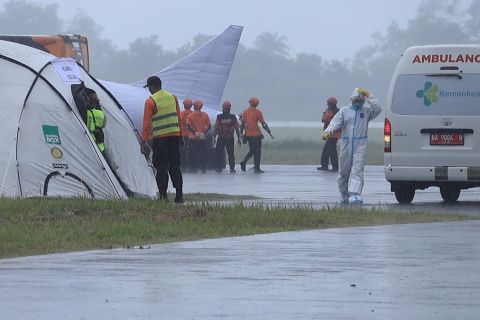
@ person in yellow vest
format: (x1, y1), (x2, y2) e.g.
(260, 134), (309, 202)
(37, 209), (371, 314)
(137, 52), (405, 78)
(140, 76), (184, 203)
(85, 89), (106, 153)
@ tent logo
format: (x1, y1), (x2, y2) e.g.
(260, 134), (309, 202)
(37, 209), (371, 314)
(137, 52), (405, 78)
(52, 163), (69, 169)
(42, 125), (62, 145)
(416, 81), (439, 106)
(51, 147), (63, 159)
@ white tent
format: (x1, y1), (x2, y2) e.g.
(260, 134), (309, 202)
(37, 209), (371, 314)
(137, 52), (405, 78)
(0, 40), (158, 198)
(102, 25), (243, 135)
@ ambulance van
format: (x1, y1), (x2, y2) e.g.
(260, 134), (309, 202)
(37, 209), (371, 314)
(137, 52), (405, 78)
(384, 45), (480, 203)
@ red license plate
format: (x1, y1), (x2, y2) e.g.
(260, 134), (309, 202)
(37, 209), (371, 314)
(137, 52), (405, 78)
(430, 133), (464, 145)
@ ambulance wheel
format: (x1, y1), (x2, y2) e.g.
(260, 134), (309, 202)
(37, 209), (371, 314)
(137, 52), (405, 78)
(440, 186), (460, 203)
(394, 188), (415, 204)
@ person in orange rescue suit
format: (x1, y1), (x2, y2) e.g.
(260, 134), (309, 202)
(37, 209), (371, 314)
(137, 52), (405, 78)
(318, 97), (340, 171)
(239, 97), (274, 174)
(179, 98), (193, 171)
(186, 99), (211, 173)
(214, 100), (242, 173)
(140, 76), (184, 204)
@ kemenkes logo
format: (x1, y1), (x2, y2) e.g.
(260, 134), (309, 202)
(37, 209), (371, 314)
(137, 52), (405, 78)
(416, 81), (439, 106)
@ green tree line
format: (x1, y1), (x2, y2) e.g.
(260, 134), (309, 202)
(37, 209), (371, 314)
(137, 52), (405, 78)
(1, 0), (480, 120)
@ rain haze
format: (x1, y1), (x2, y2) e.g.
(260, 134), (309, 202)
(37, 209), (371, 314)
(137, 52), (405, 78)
(0, 0), (478, 120)
(1, 0), (424, 60)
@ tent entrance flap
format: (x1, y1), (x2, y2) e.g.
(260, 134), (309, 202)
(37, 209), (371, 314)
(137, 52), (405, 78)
(71, 82), (91, 124)
(44, 171), (94, 197)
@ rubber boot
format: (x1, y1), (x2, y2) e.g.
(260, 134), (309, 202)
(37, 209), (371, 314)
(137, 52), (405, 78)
(159, 192), (168, 202)
(240, 161), (246, 172)
(174, 188), (184, 204)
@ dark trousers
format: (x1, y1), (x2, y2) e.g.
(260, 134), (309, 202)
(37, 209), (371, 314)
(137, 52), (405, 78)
(242, 136), (262, 170)
(152, 136), (183, 195)
(216, 137), (235, 170)
(320, 137), (338, 170)
(180, 137), (190, 171)
(189, 139), (207, 171)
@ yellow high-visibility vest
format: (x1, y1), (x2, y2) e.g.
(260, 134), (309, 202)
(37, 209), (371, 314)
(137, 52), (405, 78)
(151, 90), (180, 138)
(87, 108), (105, 131)
(87, 107), (106, 152)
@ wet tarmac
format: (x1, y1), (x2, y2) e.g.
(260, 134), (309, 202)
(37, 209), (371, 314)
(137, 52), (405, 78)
(183, 165), (480, 216)
(1, 221), (479, 319)
(2, 165), (480, 319)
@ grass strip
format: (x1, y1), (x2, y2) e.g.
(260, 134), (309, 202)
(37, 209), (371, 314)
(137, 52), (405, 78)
(0, 198), (473, 259)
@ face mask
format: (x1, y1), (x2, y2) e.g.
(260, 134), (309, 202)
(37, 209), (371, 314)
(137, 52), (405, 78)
(351, 102), (363, 110)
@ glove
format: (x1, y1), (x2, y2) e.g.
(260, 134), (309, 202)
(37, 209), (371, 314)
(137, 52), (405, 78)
(322, 132), (330, 141)
(358, 88), (371, 98)
(140, 141), (148, 154)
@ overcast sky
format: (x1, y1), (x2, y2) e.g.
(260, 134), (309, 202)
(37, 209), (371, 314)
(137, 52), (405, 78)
(2, 0), (425, 59)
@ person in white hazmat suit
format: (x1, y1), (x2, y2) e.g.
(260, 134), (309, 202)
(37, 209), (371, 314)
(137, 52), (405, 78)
(324, 88), (382, 204)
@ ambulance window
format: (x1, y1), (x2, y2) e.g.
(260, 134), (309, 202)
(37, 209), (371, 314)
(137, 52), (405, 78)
(391, 74), (480, 116)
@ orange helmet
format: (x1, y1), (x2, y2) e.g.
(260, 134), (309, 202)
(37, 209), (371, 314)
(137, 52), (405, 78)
(327, 97), (337, 105)
(222, 100), (232, 109)
(194, 99), (203, 110)
(183, 98), (193, 108)
(249, 97), (259, 107)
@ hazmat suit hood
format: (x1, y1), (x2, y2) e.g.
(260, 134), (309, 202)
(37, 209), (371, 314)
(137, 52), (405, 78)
(350, 88), (365, 110)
